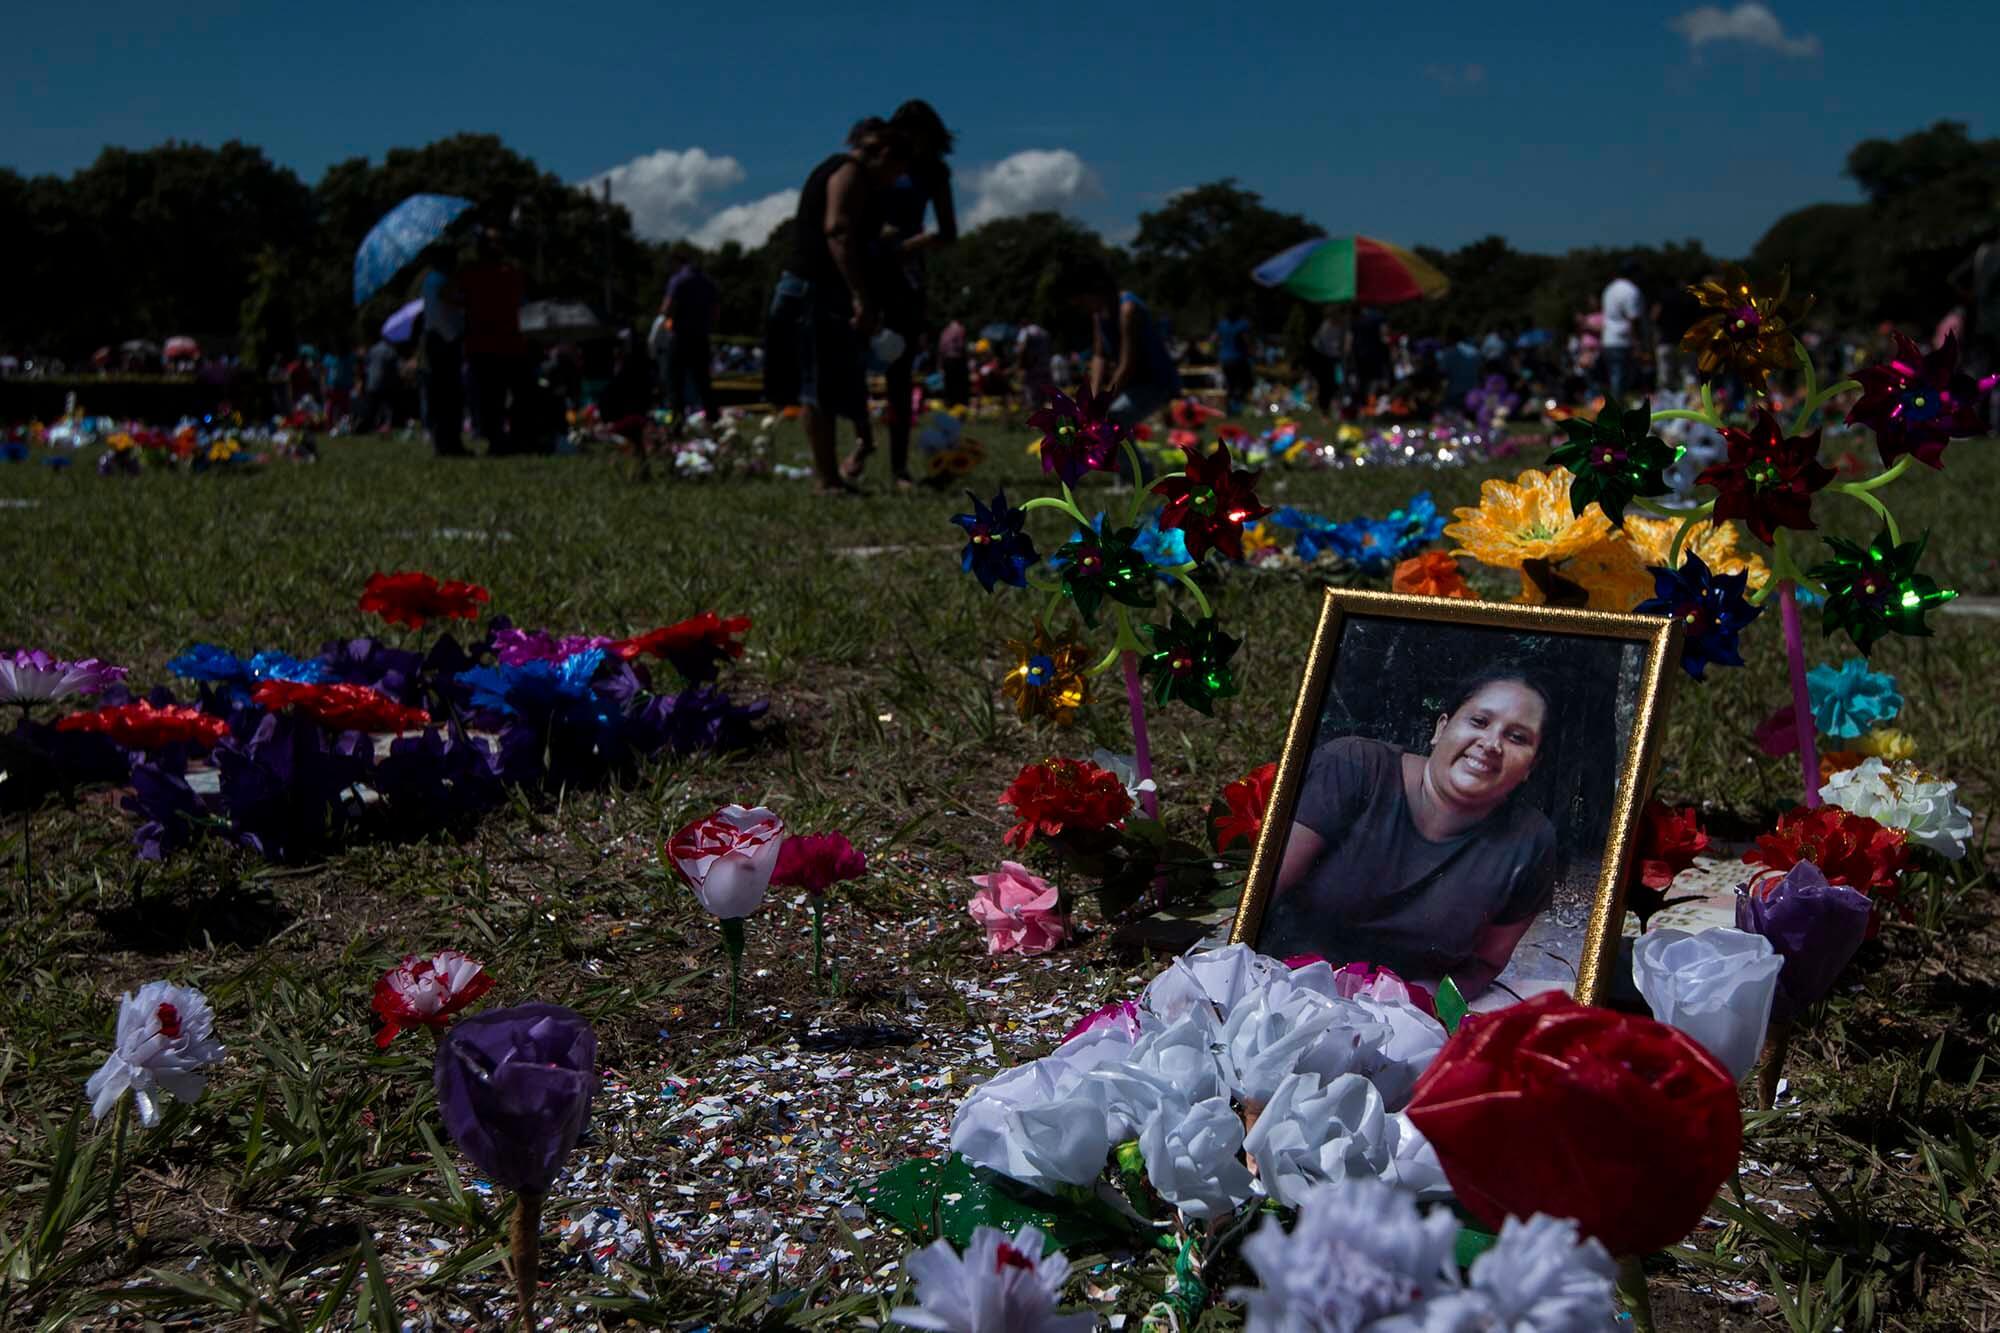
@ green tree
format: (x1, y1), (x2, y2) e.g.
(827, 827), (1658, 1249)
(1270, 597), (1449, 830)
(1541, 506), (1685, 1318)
(1130, 180), (1322, 336)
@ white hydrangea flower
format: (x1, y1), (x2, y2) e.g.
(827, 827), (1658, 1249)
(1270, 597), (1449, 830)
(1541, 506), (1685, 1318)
(1632, 927), (1782, 1081)
(1820, 758), (1975, 860)
(890, 1224), (1096, 1333)
(1228, 1178), (1459, 1332)
(1140, 943), (1287, 1025)
(85, 980), (226, 1127)
(1139, 1092), (1255, 1220)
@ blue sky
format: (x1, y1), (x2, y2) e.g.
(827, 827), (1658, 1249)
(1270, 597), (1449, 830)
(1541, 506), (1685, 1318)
(5, 1), (1992, 256)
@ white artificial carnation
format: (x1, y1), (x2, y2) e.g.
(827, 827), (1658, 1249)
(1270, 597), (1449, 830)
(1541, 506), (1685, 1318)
(1139, 1092), (1255, 1221)
(1632, 927), (1782, 1081)
(1219, 977), (1389, 1105)
(891, 1224), (1096, 1333)
(1820, 758), (1975, 860)
(85, 980), (226, 1127)
(1140, 943), (1287, 1025)
(1465, 1214), (1618, 1332)
(1228, 1178), (1459, 1332)
(1242, 1072), (1391, 1208)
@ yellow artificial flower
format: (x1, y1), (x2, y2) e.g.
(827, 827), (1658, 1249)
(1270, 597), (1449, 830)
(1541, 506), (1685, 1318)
(1000, 622), (1091, 725)
(1446, 468), (1611, 570)
(1240, 521), (1283, 560)
(1530, 514), (1774, 613)
(107, 432), (136, 452)
(1856, 727), (1917, 763)
(1622, 515), (1770, 592)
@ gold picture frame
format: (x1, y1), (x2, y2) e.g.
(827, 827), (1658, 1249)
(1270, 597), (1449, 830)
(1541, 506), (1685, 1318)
(1228, 588), (1682, 1005)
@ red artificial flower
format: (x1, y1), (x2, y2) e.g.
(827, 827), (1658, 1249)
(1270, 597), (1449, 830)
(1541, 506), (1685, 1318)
(371, 949), (494, 1047)
(358, 570), (491, 629)
(1695, 411), (1834, 546)
(1403, 990), (1741, 1257)
(612, 611), (752, 683)
(1150, 443), (1271, 562)
(56, 701), (230, 750)
(1211, 761), (1277, 852)
(1846, 332), (1996, 470)
(771, 832), (868, 897)
(1391, 551), (1476, 600)
(1745, 804), (1911, 934)
(252, 680), (431, 733)
(998, 757), (1134, 849)
(1633, 800), (1708, 890)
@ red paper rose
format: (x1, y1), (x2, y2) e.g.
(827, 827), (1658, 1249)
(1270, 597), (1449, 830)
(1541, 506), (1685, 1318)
(611, 611), (752, 683)
(358, 570), (491, 629)
(1634, 800), (1708, 889)
(1211, 761), (1277, 852)
(998, 757), (1133, 849)
(771, 832), (868, 896)
(252, 680), (432, 733)
(56, 701), (231, 750)
(1403, 990), (1741, 1257)
(1745, 804), (1910, 935)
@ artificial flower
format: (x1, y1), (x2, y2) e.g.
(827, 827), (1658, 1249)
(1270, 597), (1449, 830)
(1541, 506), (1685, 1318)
(56, 701), (231, 751)
(1856, 727), (1917, 763)
(1150, 442), (1270, 561)
(434, 1002), (596, 1196)
(1805, 658), (1902, 740)
(1320, 961), (1436, 1017)
(998, 757), (1133, 849)
(1140, 1091), (1256, 1220)
(1621, 514), (1770, 592)
(1632, 927), (1783, 1081)
(1218, 979), (1383, 1106)
(0, 650), (128, 706)
(1847, 332), (1996, 469)
(1681, 265), (1814, 392)
(1130, 511), (1192, 574)
(1446, 468), (1612, 571)
(1051, 520), (1154, 627)
(1819, 749), (1866, 782)
(669, 804), (787, 919)
(1140, 942), (1287, 1025)
(372, 950), (495, 1047)
(358, 570), (491, 629)
(951, 490), (1039, 593)
(491, 628), (615, 667)
(251, 680), (432, 734)
(999, 622), (1090, 726)
(1424, 1214), (1620, 1333)
(1636, 549), (1764, 680)
(628, 685), (767, 757)
(123, 758), (209, 861)
(611, 611), (752, 683)
(967, 861), (1068, 956)
(316, 637), (423, 701)
(1211, 761), (1276, 852)
(245, 650), (333, 685)
(1027, 388), (1121, 485)
(889, 1226), (1094, 1333)
(1139, 610), (1241, 715)
(1403, 990), (1741, 1257)
(371, 725), (505, 828)
(1549, 401), (1681, 524)
(1228, 1178), (1459, 1331)
(1819, 758), (1974, 860)
(212, 711), (373, 862)
(1390, 551), (1475, 599)
(1634, 799), (1709, 889)
(950, 1022), (1144, 1190)
(459, 651), (607, 719)
(1088, 749), (1158, 809)
(1240, 1072), (1395, 1207)
(1755, 704), (1805, 757)
(1735, 862), (1874, 1024)
(1061, 999), (1144, 1046)
(1696, 411), (1833, 546)
(1746, 806), (1910, 932)
(771, 832), (867, 896)
(1811, 530), (1956, 654)
(166, 642), (252, 690)
(86, 980), (226, 1127)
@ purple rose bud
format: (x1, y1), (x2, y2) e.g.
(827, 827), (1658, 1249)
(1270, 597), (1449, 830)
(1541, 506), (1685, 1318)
(1735, 862), (1873, 1025)
(433, 1003), (597, 1197)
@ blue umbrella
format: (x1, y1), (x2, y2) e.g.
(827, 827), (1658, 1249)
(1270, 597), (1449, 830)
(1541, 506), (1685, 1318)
(353, 194), (473, 305)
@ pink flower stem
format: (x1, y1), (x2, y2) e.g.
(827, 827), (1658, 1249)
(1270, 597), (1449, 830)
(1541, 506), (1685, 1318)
(1779, 580), (1820, 808)
(1121, 651), (1159, 820)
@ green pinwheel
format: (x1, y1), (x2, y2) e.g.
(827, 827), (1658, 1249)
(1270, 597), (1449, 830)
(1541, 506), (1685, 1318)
(1810, 529), (1956, 653)
(1053, 523), (1155, 628)
(1140, 610), (1241, 714)
(1549, 401), (1682, 526)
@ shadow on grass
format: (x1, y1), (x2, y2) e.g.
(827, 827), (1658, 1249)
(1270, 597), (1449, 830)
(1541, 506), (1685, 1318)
(94, 882), (292, 953)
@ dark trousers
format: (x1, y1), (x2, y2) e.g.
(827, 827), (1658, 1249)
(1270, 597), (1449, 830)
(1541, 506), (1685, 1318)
(666, 332), (718, 430)
(470, 352), (528, 455)
(424, 334), (465, 455)
(942, 356), (970, 406)
(1221, 357), (1252, 409)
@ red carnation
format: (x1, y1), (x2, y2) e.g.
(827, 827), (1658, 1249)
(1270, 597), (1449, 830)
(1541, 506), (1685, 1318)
(358, 570), (491, 629)
(1404, 990), (1741, 1257)
(998, 757), (1134, 849)
(612, 611), (752, 683)
(1745, 804), (1910, 935)
(252, 680), (431, 733)
(1211, 761), (1277, 852)
(771, 832), (868, 897)
(56, 701), (231, 750)
(371, 949), (494, 1047)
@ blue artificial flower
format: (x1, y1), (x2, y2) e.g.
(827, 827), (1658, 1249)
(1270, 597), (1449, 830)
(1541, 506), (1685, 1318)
(1132, 510), (1192, 578)
(1263, 506), (1344, 561)
(1388, 491), (1446, 545)
(1, 440), (28, 463)
(458, 648), (608, 720)
(1328, 517), (1411, 574)
(951, 489), (1038, 593)
(1806, 658), (1902, 740)
(42, 455), (73, 470)
(1635, 552), (1764, 681)
(168, 643), (251, 689)
(246, 650), (333, 685)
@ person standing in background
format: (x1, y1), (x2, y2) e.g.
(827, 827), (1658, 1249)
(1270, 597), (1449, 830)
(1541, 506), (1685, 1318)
(420, 246), (468, 455)
(1599, 259), (1645, 404)
(357, 337), (401, 433)
(1215, 305), (1253, 415)
(1062, 254), (1181, 440)
(1348, 306), (1389, 412)
(661, 244), (722, 435)
(938, 315), (969, 406)
(1015, 320), (1053, 413)
(1309, 305), (1348, 416)
(461, 224), (531, 455)
(322, 347), (355, 424)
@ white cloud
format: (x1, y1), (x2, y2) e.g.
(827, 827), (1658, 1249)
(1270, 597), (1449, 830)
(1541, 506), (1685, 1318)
(690, 190), (799, 250)
(964, 149), (1103, 227)
(580, 147), (746, 240)
(1669, 3), (1821, 58)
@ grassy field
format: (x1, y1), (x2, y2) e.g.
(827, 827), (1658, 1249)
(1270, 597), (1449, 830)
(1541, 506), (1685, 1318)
(0, 420), (1995, 1330)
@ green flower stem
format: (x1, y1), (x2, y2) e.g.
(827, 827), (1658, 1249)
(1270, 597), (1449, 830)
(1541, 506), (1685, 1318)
(1667, 507), (1714, 569)
(809, 898), (824, 981)
(1650, 408), (1726, 430)
(1171, 569), (1213, 619)
(1793, 380), (1861, 436)
(1023, 570), (1063, 595)
(719, 917), (745, 1027)
(1023, 495), (1088, 525)
(1845, 455), (1913, 493)
(1794, 338), (1819, 405)
(1121, 441), (1149, 525)
(1616, 1255), (1657, 1333)
(1628, 496), (1705, 522)
(1837, 483), (1901, 547)
(1085, 642), (1125, 677)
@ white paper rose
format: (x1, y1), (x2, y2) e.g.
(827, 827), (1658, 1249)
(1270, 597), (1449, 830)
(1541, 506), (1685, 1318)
(1127, 1010), (1226, 1105)
(950, 1025), (1136, 1190)
(1820, 758), (1975, 860)
(1632, 927), (1782, 1080)
(1140, 943), (1286, 1025)
(668, 804), (786, 918)
(1228, 1178), (1459, 1332)
(891, 1224), (1095, 1333)
(1345, 994), (1447, 1111)
(1220, 978), (1390, 1105)
(1382, 1113), (1451, 1201)
(1139, 1092), (1255, 1220)
(1242, 1072), (1391, 1208)
(85, 980), (227, 1127)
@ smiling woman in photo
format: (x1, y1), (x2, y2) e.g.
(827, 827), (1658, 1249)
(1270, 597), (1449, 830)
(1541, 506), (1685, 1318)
(1260, 663), (1560, 999)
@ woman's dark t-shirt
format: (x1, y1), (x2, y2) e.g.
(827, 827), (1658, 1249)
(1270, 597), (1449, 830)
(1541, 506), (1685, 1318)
(1259, 736), (1557, 980)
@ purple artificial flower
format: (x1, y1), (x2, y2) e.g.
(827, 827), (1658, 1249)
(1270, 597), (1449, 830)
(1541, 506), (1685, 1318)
(0, 650), (129, 706)
(2, 716), (129, 808)
(316, 637), (426, 704)
(1027, 388), (1123, 485)
(1735, 861), (1875, 1024)
(433, 1003), (598, 1196)
(373, 725), (505, 831)
(631, 686), (767, 757)
(492, 628), (618, 667)
(212, 711), (373, 862)
(123, 757), (213, 860)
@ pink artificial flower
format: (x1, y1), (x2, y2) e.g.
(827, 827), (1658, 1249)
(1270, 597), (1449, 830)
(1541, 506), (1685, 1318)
(1327, 960), (1436, 1016)
(668, 804), (787, 919)
(1754, 704), (1801, 757)
(966, 862), (1068, 956)
(371, 949), (494, 1047)
(771, 832), (868, 897)
(1062, 998), (1143, 1045)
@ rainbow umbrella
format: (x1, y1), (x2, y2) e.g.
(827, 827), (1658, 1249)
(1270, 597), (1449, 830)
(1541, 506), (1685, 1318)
(1251, 236), (1449, 304)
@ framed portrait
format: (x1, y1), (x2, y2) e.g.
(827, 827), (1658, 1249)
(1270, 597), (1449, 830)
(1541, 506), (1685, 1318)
(1229, 589), (1681, 1008)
